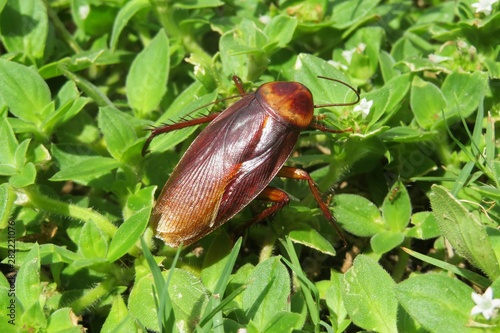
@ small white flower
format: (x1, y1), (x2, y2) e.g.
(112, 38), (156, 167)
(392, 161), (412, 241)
(327, 60), (348, 71)
(342, 49), (356, 64)
(428, 54), (452, 63)
(471, 287), (500, 320)
(78, 4), (90, 19)
(471, 0), (498, 15)
(259, 15), (271, 25)
(353, 98), (373, 118)
(342, 43), (366, 64)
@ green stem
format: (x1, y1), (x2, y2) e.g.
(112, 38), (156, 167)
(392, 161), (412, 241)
(24, 185), (117, 238)
(70, 277), (116, 314)
(45, 1), (83, 54)
(392, 238), (410, 283)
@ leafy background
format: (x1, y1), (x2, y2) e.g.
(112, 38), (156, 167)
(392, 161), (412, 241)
(0, 0), (499, 332)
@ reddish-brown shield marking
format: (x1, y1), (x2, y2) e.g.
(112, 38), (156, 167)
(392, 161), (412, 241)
(144, 76), (358, 247)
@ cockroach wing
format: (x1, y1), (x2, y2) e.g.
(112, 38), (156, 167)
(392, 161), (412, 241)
(151, 94), (300, 247)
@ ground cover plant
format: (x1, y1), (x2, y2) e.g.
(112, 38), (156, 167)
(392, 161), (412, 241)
(1, 0), (500, 332)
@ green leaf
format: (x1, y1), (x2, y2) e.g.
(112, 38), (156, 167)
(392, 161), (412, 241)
(126, 29), (169, 116)
(370, 231), (405, 254)
(440, 71), (488, 121)
(107, 187), (154, 262)
(332, 194), (385, 237)
(410, 76), (447, 129)
(201, 232), (233, 293)
(430, 185), (500, 280)
(97, 106), (137, 161)
(46, 308), (84, 333)
(0, 59), (51, 124)
(406, 212), (441, 240)
(288, 227), (336, 256)
(172, 0), (223, 9)
(50, 156), (122, 185)
(15, 243), (41, 309)
(0, 183), (15, 229)
(0, 0), (48, 60)
(341, 255), (397, 333)
(263, 15), (297, 51)
(262, 311), (302, 332)
(78, 220), (108, 259)
(395, 274), (478, 333)
(379, 50), (399, 83)
(382, 181), (411, 232)
(243, 257), (290, 331)
(330, 0), (380, 29)
(128, 269), (209, 332)
(109, 0), (150, 51)
(9, 162), (36, 188)
(101, 296), (136, 333)
(0, 119), (18, 165)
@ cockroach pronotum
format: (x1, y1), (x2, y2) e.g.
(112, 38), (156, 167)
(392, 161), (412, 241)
(143, 75), (359, 247)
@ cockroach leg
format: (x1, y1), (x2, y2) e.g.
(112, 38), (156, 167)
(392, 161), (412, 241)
(277, 166), (347, 247)
(232, 186), (290, 237)
(142, 113), (220, 156)
(232, 75), (246, 95)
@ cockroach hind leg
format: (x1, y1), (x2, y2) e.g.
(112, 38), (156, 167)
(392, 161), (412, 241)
(230, 187), (290, 240)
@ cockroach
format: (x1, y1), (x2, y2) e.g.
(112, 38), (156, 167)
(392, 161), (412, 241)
(143, 75), (359, 248)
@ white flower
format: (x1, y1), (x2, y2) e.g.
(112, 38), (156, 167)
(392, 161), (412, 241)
(471, 0), (498, 15)
(259, 15), (271, 25)
(341, 43), (367, 64)
(327, 60), (348, 71)
(78, 4), (90, 19)
(353, 98), (373, 118)
(342, 49), (356, 64)
(471, 287), (500, 320)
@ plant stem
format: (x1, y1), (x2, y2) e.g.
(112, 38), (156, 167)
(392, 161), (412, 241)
(70, 277), (117, 314)
(24, 185), (117, 238)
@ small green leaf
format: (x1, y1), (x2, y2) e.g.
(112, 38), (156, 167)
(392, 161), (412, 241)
(288, 227), (336, 256)
(79, 220), (108, 259)
(441, 71), (488, 121)
(382, 181), (411, 232)
(98, 106), (137, 161)
(0, 59), (51, 124)
(410, 76), (447, 129)
(395, 274), (475, 333)
(370, 231), (405, 254)
(0, 119), (18, 165)
(406, 212), (441, 240)
(46, 308), (84, 333)
(101, 296), (136, 333)
(50, 156), (122, 185)
(0, 0), (48, 60)
(9, 162), (36, 188)
(109, 0), (150, 51)
(15, 243), (41, 309)
(126, 29), (169, 116)
(243, 257), (290, 331)
(107, 187), (154, 262)
(0, 183), (15, 229)
(128, 269), (209, 332)
(263, 15), (297, 50)
(341, 255), (397, 333)
(201, 232), (233, 293)
(430, 185), (500, 280)
(330, 0), (380, 29)
(262, 311), (302, 332)
(333, 194), (385, 237)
